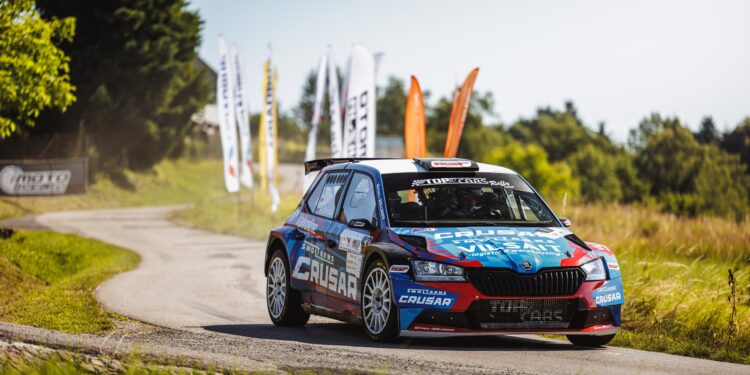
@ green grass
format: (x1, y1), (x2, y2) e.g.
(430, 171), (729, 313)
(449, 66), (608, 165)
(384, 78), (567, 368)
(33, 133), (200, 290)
(0, 231), (140, 334)
(0, 158), (228, 221)
(554, 202), (750, 364)
(169, 190), (300, 240)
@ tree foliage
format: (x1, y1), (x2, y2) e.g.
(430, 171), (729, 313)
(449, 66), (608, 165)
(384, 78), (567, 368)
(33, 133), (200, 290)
(0, 0), (76, 137)
(482, 142), (579, 201)
(35, 0), (211, 169)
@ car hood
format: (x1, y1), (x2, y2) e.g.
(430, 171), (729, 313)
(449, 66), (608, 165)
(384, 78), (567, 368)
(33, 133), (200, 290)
(390, 226), (597, 273)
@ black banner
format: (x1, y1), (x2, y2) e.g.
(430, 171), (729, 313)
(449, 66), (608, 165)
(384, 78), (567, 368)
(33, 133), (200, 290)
(0, 159), (87, 196)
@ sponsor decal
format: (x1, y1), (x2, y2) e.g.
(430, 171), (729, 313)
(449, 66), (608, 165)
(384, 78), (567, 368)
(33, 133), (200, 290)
(292, 256), (358, 300)
(389, 265), (410, 273)
(339, 229), (371, 254)
(592, 279), (624, 306)
(295, 214), (319, 234)
(375, 182), (386, 225)
(430, 160), (472, 168)
(0, 165), (71, 195)
(396, 288), (456, 308)
(303, 240), (333, 265)
(412, 325), (457, 332)
(533, 227), (570, 240)
(595, 292), (622, 305)
(410, 177), (514, 188)
(346, 252), (363, 277)
(608, 262), (619, 270)
(491, 299), (566, 322)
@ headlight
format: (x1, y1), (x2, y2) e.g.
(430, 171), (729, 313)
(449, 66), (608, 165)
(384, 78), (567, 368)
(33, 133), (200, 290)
(412, 260), (465, 281)
(581, 258), (607, 281)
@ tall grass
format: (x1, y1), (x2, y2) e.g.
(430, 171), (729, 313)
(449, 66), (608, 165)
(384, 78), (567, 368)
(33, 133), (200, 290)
(551, 202), (750, 363)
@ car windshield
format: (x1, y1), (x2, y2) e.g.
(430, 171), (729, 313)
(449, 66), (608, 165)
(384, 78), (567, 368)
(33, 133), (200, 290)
(382, 172), (557, 227)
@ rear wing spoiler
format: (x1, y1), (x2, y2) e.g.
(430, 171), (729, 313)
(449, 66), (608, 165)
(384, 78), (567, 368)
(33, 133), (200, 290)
(303, 158), (395, 175)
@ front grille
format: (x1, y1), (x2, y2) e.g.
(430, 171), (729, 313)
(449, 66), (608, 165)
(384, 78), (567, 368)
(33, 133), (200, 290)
(474, 298), (576, 329)
(467, 268), (585, 296)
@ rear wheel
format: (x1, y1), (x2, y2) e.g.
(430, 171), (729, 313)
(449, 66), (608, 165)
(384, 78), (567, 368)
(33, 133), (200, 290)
(266, 249), (309, 326)
(361, 259), (398, 342)
(566, 334), (616, 347)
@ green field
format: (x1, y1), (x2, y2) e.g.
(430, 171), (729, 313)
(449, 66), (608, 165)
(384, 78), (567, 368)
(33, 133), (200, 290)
(0, 231), (140, 334)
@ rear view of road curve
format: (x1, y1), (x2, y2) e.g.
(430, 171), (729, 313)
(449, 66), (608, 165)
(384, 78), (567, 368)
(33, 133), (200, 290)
(36, 207), (750, 375)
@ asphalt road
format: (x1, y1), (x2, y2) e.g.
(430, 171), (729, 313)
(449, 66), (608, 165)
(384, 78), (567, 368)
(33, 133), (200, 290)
(35, 206), (750, 374)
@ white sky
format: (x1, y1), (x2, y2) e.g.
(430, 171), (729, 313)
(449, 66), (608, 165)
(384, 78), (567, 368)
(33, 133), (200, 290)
(190, 0), (750, 141)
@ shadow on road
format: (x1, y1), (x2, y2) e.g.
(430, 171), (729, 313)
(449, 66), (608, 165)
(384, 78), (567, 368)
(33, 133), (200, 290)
(203, 322), (595, 352)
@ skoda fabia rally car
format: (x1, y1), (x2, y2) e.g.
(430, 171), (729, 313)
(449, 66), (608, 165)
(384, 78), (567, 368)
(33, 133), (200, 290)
(264, 158), (623, 346)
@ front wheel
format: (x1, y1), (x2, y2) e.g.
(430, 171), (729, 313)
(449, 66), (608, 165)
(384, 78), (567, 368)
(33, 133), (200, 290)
(266, 249), (309, 326)
(566, 333), (616, 347)
(361, 259), (399, 342)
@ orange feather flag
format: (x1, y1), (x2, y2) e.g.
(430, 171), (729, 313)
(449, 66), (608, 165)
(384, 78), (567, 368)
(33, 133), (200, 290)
(443, 67), (479, 157)
(404, 76), (427, 159)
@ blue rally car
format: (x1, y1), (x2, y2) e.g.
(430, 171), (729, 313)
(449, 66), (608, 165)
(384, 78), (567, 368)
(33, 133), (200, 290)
(264, 158), (623, 345)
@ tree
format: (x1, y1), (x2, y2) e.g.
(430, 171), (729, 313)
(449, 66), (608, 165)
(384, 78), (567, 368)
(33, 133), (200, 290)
(35, 0), (211, 169)
(482, 142), (579, 201)
(636, 125), (703, 195)
(567, 145), (622, 203)
(636, 121), (749, 219)
(721, 118), (750, 171)
(0, 0), (75, 137)
(694, 116), (720, 145)
(508, 102), (615, 162)
(376, 76), (407, 136)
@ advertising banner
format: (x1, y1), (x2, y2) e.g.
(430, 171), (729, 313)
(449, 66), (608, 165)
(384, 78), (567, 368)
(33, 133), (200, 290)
(217, 36), (240, 192)
(230, 45), (254, 189)
(0, 159), (87, 196)
(328, 47), (344, 159)
(342, 45), (376, 158)
(305, 53), (328, 162)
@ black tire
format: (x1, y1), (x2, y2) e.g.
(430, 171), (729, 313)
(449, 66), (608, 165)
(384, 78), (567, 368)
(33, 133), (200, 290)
(266, 249), (309, 326)
(361, 258), (399, 342)
(566, 333), (616, 347)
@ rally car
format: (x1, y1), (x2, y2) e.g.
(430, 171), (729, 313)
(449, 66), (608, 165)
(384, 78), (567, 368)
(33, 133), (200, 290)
(264, 158), (623, 346)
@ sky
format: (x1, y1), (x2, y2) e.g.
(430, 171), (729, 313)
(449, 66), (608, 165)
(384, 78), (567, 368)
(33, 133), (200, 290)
(190, 0), (750, 142)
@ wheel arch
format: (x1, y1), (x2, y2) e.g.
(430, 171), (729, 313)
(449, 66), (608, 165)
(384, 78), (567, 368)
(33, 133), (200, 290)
(264, 229), (291, 276)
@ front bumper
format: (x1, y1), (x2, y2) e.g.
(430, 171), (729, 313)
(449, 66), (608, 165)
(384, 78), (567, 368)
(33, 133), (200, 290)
(392, 271), (624, 337)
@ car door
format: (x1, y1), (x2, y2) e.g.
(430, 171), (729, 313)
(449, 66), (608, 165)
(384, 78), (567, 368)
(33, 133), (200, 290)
(324, 172), (379, 315)
(293, 170), (350, 308)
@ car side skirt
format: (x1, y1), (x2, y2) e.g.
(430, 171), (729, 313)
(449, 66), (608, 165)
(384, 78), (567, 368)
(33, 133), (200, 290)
(400, 325), (619, 338)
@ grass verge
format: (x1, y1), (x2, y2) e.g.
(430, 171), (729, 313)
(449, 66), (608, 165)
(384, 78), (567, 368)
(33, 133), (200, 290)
(0, 159), (227, 221)
(554, 202), (750, 364)
(0, 231), (140, 334)
(169, 190), (300, 240)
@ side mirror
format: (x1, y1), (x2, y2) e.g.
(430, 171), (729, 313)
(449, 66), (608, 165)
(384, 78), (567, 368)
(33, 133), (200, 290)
(348, 218), (374, 230)
(559, 217), (572, 227)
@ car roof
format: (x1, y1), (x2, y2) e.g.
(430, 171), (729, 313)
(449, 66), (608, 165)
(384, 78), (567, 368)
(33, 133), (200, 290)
(352, 158), (518, 175)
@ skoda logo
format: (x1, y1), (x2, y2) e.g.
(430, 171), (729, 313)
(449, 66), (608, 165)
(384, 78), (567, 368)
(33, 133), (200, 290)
(520, 261), (532, 270)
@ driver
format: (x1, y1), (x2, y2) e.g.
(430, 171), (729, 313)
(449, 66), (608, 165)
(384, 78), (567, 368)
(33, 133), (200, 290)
(454, 188), (484, 218)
